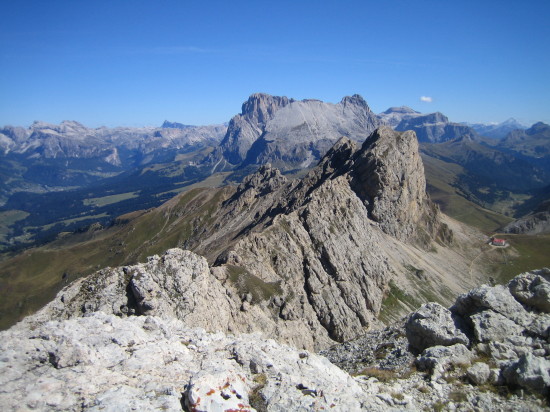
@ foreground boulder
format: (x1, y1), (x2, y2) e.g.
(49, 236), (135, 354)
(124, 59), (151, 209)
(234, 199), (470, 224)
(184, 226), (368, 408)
(405, 302), (469, 352)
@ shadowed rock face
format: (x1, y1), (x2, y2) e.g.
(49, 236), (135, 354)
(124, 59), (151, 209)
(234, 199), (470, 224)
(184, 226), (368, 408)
(19, 127), (453, 352)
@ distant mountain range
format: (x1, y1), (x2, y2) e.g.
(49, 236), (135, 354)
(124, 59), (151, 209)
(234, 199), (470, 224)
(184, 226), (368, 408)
(465, 118), (527, 139)
(380, 107), (478, 143)
(1, 93), (549, 252)
(0, 120), (226, 207)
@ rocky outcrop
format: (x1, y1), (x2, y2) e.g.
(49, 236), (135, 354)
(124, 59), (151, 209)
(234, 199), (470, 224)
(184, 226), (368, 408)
(405, 302), (469, 353)
(509, 269), (550, 312)
(348, 127), (433, 240)
(504, 200), (550, 235)
(4, 271), (549, 411)
(324, 268), (550, 408)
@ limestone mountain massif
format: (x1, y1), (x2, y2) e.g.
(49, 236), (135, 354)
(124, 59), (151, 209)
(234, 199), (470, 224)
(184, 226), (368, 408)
(0, 120), (226, 161)
(14, 127), (477, 352)
(379, 107), (479, 143)
(208, 93), (381, 171)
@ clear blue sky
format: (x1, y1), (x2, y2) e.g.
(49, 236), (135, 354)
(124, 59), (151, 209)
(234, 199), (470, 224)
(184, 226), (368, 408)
(1, 0), (549, 128)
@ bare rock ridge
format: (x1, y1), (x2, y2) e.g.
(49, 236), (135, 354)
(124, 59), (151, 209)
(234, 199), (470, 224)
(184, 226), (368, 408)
(22, 127), (457, 352)
(209, 93), (382, 171)
(504, 199), (550, 235)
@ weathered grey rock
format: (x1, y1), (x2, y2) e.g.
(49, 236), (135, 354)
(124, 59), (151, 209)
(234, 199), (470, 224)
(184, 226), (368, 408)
(470, 310), (525, 343)
(405, 303), (469, 353)
(503, 353), (550, 395)
(503, 211), (550, 235)
(417, 344), (473, 370)
(467, 362), (491, 385)
(416, 344), (473, 380)
(0, 313), (371, 411)
(349, 127), (435, 241)
(320, 325), (414, 376)
(487, 341), (522, 363)
(452, 283), (532, 330)
(509, 268), (550, 312)
(184, 369), (254, 412)
(24, 127), (454, 351)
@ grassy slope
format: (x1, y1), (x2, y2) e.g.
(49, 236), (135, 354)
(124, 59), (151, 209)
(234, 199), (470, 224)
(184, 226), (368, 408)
(480, 234), (550, 284)
(422, 154), (513, 233)
(0, 186), (231, 329)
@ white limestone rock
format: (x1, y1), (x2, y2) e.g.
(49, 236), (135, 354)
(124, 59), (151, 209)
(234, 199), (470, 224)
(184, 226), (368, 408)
(0, 312), (372, 411)
(467, 362), (491, 385)
(509, 268), (550, 313)
(405, 302), (469, 353)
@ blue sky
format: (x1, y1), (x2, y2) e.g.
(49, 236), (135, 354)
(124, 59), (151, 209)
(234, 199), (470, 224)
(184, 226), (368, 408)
(1, 0), (549, 128)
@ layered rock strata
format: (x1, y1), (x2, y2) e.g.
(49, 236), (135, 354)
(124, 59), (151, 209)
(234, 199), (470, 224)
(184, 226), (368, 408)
(209, 93), (381, 170)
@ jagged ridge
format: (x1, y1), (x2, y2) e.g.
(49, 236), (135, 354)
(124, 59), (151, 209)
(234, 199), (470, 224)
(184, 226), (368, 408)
(16, 127), (471, 352)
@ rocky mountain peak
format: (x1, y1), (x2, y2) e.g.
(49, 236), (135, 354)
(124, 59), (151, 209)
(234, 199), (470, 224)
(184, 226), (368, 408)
(349, 126), (430, 240)
(240, 93), (294, 125)
(161, 120), (193, 129)
(527, 121), (550, 135)
(381, 106), (420, 115)
(340, 94), (369, 108)
(213, 93), (382, 168)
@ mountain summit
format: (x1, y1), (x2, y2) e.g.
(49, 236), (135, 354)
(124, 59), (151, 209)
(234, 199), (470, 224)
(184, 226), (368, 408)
(210, 93), (381, 171)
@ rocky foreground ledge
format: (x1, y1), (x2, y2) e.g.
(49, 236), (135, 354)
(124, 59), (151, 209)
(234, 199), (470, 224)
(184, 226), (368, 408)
(1, 269), (549, 411)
